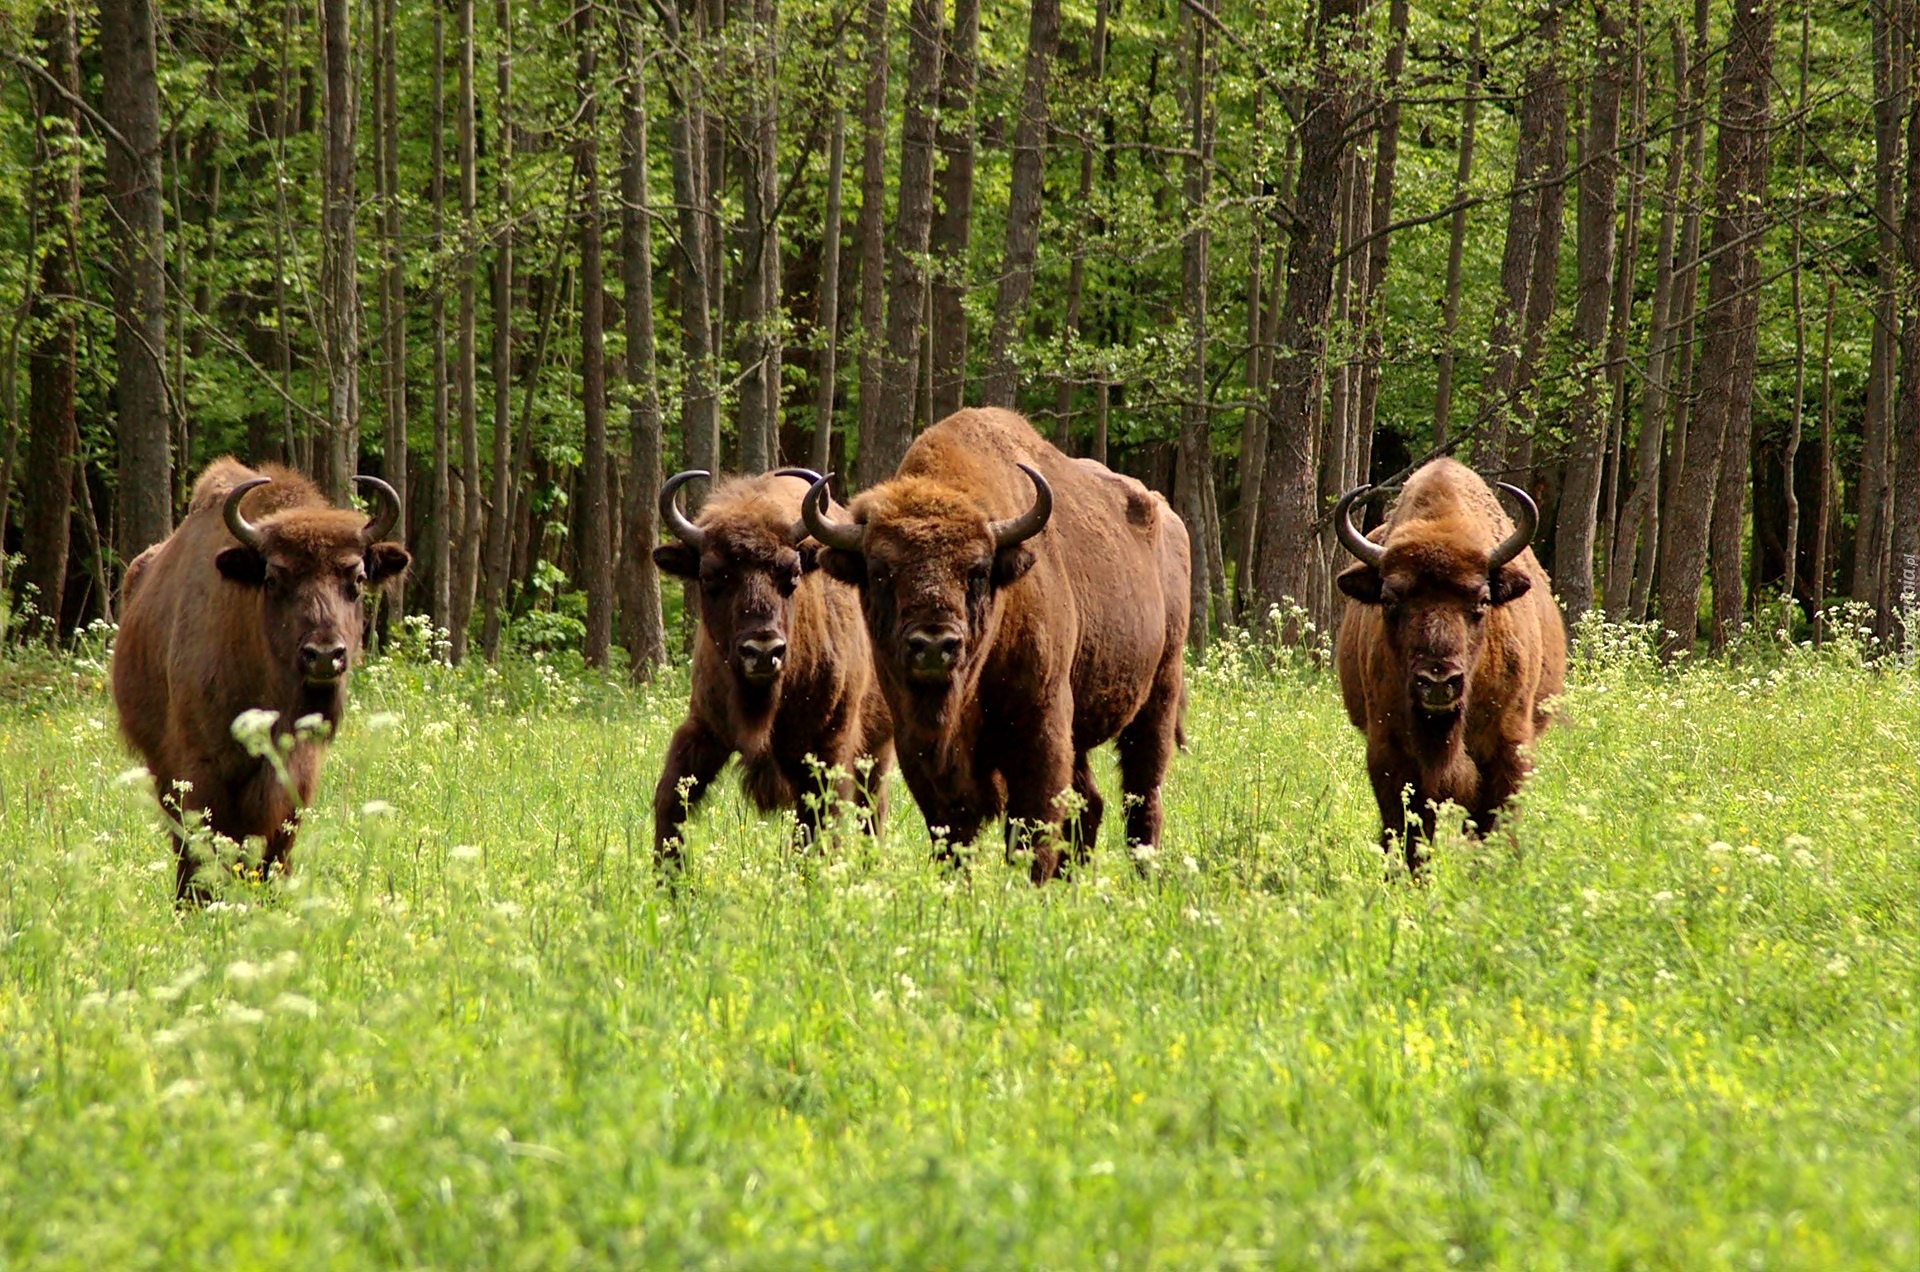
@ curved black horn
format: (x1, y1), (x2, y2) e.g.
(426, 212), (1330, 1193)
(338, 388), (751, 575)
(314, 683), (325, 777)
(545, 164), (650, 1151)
(659, 470), (710, 550)
(1487, 482), (1538, 570)
(986, 463), (1053, 549)
(1333, 485), (1385, 568)
(801, 473), (865, 553)
(222, 477), (271, 551)
(354, 475), (402, 543)
(771, 468), (824, 542)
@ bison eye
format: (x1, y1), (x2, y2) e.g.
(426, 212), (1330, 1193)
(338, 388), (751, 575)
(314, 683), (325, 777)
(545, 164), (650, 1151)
(344, 574), (364, 602)
(776, 567), (800, 597)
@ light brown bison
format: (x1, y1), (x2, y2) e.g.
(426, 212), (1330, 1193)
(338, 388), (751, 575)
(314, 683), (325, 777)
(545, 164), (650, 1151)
(651, 468), (893, 867)
(804, 408), (1189, 883)
(1332, 458), (1567, 869)
(112, 459), (409, 900)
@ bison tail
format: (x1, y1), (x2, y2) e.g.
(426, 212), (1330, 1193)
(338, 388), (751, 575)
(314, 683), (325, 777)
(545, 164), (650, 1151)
(1175, 686), (1190, 752)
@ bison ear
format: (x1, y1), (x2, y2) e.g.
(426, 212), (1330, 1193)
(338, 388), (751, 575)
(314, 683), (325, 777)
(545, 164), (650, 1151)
(796, 543), (821, 575)
(215, 546), (268, 587)
(653, 541), (700, 579)
(366, 542), (411, 587)
(1489, 563), (1533, 605)
(816, 547), (866, 587)
(991, 544), (1036, 589)
(1336, 562), (1383, 605)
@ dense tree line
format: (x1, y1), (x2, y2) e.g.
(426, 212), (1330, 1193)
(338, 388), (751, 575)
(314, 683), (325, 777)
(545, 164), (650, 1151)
(0, 0), (1914, 672)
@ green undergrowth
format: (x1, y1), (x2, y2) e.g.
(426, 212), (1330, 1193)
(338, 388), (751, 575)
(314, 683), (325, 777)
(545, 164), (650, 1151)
(0, 624), (1913, 1269)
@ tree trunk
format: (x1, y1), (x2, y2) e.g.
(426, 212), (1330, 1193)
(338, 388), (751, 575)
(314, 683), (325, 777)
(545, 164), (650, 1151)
(812, 48), (848, 474)
(854, 0), (888, 483)
(480, 0), (515, 661)
(732, 0), (779, 472)
(1054, 0), (1109, 452)
(619, 6), (667, 676)
(380, 0), (407, 616)
(449, 0), (483, 661)
(1251, 0), (1360, 633)
(1472, 14), (1561, 472)
(20, 6), (81, 639)
(930, 0), (980, 420)
(1812, 277), (1836, 640)
(1508, 60), (1570, 480)
(1176, 6), (1212, 648)
(1656, 0), (1711, 616)
(665, 0), (718, 487)
(1598, 23), (1646, 607)
(315, 0), (358, 501)
(979, 0), (1063, 409)
(862, 0), (943, 488)
(1552, 3), (1625, 623)
(1353, 0), (1407, 483)
(577, 4), (612, 668)
(429, 5), (453, 644)
(1888, 41), (1920, 645)
(1657, 0), (1772, 658)
(101, 0), (172, 557)
(1778, 2), (1810, 616)
(1608, 19), (1690, 619)
(1853, 0), (1903, 620)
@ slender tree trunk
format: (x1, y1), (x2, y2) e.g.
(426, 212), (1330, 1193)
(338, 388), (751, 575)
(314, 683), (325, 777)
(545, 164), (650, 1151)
(1429, 31), (1481, 448)
(1657, 0), (1772, 658)
(315, 0), (359, 501)
(1888, 39), (1920, 645)
(380, 0), (407, 615)
(1553, 3), (1625, 623)
(1609, 20), (1690, 619)
(1054, 0), (1109, 452)
(980, 0), (1063, 409)
(854, 0), (888, 482)
(428, 7), (453, 643)
(1252, 0), (1360, 633)
(101, 0), (172, 556)
(1508, 62), (1570, 480)
(1779, 1), (1810, 615)
(1853, 0), (1903, 619)
(577, 3), (611, 668)
(664, 0), (718, 490)
(1598, 22), (1646, 605)
(448, 0), (484, 660)
(1176, 6), (1212, 648)
(1812, 276), (1836, 640)
(21, 6), (81, 639)
(812, 48), (847, 473)
(862, 0), (943, 488)
(1472, 14), (1561, 471)
(732, 0), (778, 472)
(1657, 0), (1711, 611)
(480, 0), (515, 660)
(1353, 0), (1406, 483)
(619, 6), (667, 676)
(930, 0), (980, 420)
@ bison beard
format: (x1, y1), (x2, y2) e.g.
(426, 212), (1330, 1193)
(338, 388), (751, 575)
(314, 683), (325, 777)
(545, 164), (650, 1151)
(1332, 458), (1567, 872)
(112, 458), (409, 901)
(806, 408), (1189, 884)
(650, 469), (893, 869)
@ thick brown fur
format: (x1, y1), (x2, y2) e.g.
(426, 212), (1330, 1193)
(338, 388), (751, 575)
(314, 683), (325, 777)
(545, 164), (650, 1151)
(818, 408), (1189, 883)
(1333, 458), (1567, 870)
(651, 472), (893, 867)
(112, 458), (410, 900)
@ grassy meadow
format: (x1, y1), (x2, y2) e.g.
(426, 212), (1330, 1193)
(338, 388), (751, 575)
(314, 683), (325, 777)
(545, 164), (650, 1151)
(0, 619), (1914, 1268)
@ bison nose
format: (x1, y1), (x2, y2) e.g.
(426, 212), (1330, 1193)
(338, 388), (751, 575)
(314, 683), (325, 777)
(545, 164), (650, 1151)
(738, 635), (787, 682)
(301, 642), (348, 682)
(904, 628), (963, 680)
(1411, 667), (1465, 712)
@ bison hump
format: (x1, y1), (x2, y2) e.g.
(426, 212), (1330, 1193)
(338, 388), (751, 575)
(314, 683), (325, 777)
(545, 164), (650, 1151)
(1072, 458), (1158, 530)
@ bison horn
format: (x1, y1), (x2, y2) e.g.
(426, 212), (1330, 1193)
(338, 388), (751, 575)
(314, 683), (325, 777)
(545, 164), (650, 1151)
(1334, 485), (1386, 568)
(986, 463), (1053, 549)
(659, 469), (710, 551)
(1487, 482), (1538, 570)
(354, 475), (402, 543)
(222, 477), (271, 551)
(801, 474), (866, 553)
(772, 468), (823, 544)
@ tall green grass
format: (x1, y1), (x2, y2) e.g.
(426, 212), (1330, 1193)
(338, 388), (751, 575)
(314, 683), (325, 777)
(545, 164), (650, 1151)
(0, 622), (1913, 1268)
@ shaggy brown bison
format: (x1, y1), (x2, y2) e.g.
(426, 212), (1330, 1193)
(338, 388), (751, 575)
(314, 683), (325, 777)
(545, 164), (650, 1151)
(651, 468), (893, 867)
(804, 408), (1189, 883)
(113, 459), (409, 900)
(1332, 458), (1567, 869)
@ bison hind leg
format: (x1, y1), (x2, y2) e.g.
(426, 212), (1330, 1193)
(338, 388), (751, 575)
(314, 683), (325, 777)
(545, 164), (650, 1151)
(1065, 752), (1104, 867)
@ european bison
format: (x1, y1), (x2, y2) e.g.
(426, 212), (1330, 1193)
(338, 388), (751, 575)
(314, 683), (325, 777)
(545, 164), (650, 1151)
(113, 459), (410, 900)
(651, 468), (893, 867)
(1332, 458), (1567, 869)
(803, 408), (1189, 883)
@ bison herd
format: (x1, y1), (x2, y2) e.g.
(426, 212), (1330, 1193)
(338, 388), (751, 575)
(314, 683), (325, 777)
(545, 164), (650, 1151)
(111, 408), (1568, 902)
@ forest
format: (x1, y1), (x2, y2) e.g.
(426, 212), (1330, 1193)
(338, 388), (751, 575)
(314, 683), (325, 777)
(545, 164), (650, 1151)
(0, 0), (1914, 668)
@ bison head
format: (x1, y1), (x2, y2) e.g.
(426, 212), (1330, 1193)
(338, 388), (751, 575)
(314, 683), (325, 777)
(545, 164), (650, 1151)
(653, 469), (822, 688)
(215, 475), (410, 689)
(1334, 482), (1536, 717)
(803, 465), (1050, 690)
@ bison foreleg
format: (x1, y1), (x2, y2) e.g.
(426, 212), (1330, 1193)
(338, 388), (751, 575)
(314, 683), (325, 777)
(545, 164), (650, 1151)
(1469, 744), (1533, 838)
(1066, 751), (1104, 867)
(653, 718), (733, 871)
(1004, 743), (1074, 885)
